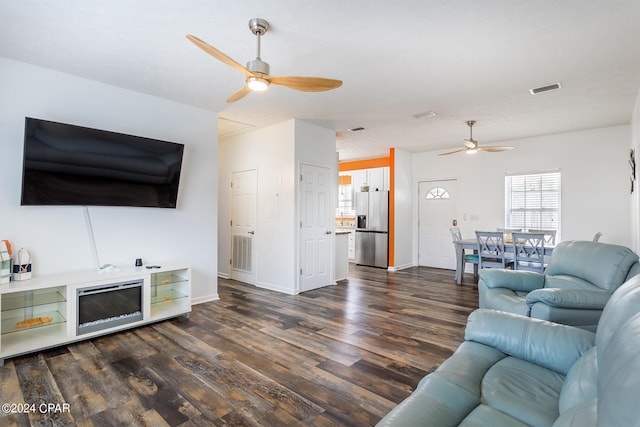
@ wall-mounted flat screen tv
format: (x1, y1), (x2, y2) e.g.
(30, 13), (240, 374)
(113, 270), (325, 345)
(21, 117), (185, 208)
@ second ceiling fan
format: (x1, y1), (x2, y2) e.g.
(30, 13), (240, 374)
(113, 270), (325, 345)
(187, 18), (343, 103)
(439, 120), (514, 156)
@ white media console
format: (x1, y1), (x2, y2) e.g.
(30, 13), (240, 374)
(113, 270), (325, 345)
(0, 264), (191, 366)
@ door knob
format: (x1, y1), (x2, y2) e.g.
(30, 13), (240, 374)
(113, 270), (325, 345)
(325, 231), (332, 235)
(248, 231), (255, 235)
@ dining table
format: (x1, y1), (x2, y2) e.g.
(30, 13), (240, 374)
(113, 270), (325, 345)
(453, 238), (555, 285)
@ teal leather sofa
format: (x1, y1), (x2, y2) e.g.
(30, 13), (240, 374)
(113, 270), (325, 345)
(479, 240), (640, 330)
(376, 274), (640, 426)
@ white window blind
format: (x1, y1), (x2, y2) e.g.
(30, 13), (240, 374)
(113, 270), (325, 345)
(505, 171), (561, 235)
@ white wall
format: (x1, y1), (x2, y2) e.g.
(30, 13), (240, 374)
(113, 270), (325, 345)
(218, 119), (336, 294)
(0, 58), (219, 303)
(631, 88), (640, 252)
(392, 149), (413, 270)
(412, 125), (632, 264)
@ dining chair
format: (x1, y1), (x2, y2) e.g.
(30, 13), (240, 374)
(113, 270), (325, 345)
(512, 232), (546, 273)
(476, 231), (514, 270)
(527, 229), (557, 245)
(450, 227), (479, 281)
(496, 228), (521, 243)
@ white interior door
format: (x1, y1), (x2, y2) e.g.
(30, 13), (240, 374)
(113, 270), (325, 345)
(299, 164), (333, 292)
(418, 180), (458, 269)
(230, 169), (257, 284)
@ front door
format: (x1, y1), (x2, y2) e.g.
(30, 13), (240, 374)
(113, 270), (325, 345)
(299, 164), (333, 292)
(230, 169), (257, 284)
(418, 179), (458, 269)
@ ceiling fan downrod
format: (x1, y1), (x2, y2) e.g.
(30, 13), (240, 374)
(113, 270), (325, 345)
(247, 18), (270, 75)
(466, 120), (475, 140)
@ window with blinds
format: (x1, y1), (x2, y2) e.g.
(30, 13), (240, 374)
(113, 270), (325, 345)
(505, 171), (561, 236)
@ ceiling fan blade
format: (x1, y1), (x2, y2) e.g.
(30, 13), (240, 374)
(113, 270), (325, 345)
(438, 148), (468, 156)
(478, 146), (515, 152)
(269, 76), (342, 92)
(186, 34), (254, 77)
(226, 85), (252, 103)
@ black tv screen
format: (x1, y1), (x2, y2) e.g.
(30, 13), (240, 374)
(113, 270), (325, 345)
(21, 117), (184, 208)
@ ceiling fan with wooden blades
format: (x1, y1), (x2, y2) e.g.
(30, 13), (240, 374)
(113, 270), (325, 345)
(439, 120), (514, 156)
(187, 18), (343, 103)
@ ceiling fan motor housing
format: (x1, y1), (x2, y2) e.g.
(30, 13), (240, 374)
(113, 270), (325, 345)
(246, 58), (270, 75)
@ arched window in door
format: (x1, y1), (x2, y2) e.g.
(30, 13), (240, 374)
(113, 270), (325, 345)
(426, 187), (450, 200)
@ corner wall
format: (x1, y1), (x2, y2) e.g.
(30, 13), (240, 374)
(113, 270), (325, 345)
(0, 58), (219, 303)
(218, 119), (336, 294)
(392, 149), (413, 270)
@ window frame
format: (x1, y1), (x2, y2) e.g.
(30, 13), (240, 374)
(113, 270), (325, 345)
(504, 170), (561, 239)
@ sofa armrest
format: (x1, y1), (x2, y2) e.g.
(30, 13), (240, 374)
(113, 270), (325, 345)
(465, 309), (595, 375)
(525, 288), (611, 309)
(479, 269), (545, 292)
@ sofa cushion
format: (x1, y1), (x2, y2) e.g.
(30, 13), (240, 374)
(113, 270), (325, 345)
(482, 356), (563, 426)
(545, 241), (639, 292)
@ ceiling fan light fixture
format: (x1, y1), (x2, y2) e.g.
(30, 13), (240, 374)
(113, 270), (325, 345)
(247, 76), (270, 91)
(465, 148), (478, 155)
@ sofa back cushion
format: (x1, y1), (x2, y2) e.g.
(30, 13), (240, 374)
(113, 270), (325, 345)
(595, 274), (640, 351)
(545, 241), (639, 292)
(559, 275), (640, 422)
(558, 347), (597, 415)
(597, 312), (640, 426)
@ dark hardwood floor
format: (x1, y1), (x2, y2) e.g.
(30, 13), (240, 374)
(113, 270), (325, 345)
(0, 265), (479, 427)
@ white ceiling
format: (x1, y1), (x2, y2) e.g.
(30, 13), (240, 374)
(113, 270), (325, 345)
(1, 1), (639, 161)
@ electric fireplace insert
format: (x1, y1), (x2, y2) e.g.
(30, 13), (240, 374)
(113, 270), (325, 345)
(76, 280), (143, 335)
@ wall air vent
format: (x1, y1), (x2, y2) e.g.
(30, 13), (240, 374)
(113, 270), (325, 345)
(529, 83), (562, 95)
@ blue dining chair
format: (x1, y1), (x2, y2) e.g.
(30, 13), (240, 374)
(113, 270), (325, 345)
(512, 232), (546, 273)
(476, 231), (515, 270)
(450, 227), (479, 282)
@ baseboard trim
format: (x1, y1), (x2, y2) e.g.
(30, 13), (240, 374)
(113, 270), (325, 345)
(192, 294), (220, 305)
(387, 263), (414, 272)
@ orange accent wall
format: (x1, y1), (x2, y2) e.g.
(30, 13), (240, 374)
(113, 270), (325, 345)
(389, 148), (395, 267)
(339, 156), (391, 171)
(339, 150), (395, 268)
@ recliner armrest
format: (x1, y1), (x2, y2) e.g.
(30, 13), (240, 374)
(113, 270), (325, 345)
(465, 309), (595, 375)
(525, 288), (611, 309)
(479, 269), (544, 292)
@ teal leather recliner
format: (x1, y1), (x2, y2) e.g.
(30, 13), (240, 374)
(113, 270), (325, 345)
(478, 240), (640, 330)
(376, 274), (640, 426)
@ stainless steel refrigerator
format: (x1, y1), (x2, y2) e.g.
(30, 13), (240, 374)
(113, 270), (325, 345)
(355, 190), (389, 268)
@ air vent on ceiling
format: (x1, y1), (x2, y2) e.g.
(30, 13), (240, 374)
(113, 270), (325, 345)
(413, 111), (437, 119)
(529, 83), (562, 95)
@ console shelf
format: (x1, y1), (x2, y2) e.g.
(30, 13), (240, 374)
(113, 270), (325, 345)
(2, 289), (66, 311)
(0, 264), (190, 365)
